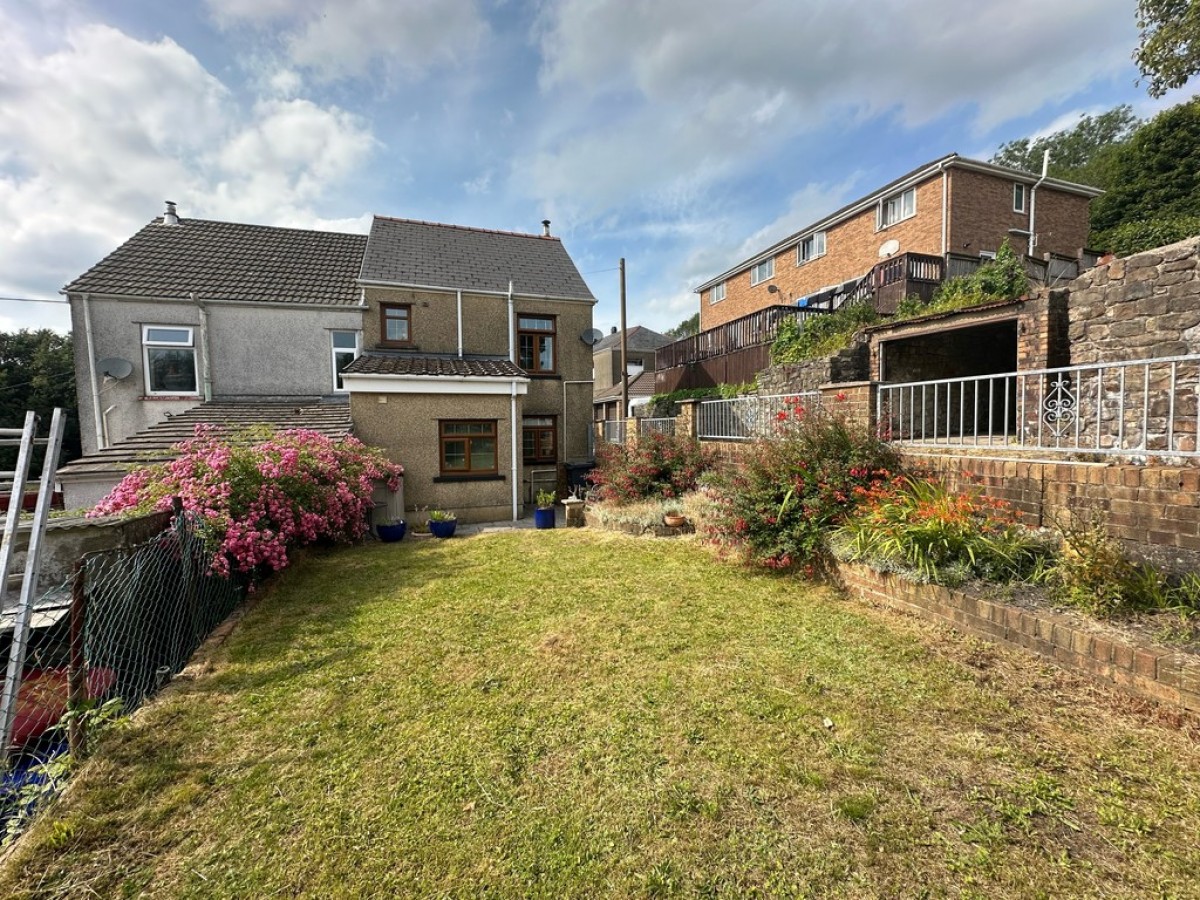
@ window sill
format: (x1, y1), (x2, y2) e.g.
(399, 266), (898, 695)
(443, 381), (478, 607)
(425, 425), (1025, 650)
(433, 474), (506, 484)
(140, 394), (201, 401)
(378, 342), (416, 350)
(874, 215), (916, 233)
(524, 373), (561, 380)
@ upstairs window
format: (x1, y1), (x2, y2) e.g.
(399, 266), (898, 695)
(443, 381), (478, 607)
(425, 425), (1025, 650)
(440, 420), (498, 475)
(142, 325), (197, 396)
(750, 258), (775, 286)
(1013, 182), (1027, 213)
(523, 416), (556, 464)
(518, 315), (556, 374)
(331, 330), (360, 392)
(380, 303), (412, 346)
(798, 231), (827, 264)
(878, 187), (916, 229)
(709, 282), (726, 304)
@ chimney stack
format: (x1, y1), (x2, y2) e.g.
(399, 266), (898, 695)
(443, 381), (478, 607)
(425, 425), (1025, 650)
(611, 326), (617, 334)
(163, 200), (179, 226)
(541, 219), (551, 237)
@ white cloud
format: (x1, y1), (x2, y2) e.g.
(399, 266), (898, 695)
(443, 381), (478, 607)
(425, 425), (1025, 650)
(206, 0), (488, 82)
(0, 14), (378, 324)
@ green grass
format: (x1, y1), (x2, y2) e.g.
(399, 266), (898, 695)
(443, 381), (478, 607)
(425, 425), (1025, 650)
(2, 531), (1199, 898)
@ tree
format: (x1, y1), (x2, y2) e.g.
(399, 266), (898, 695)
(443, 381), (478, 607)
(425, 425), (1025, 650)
(991, 105), (1139, 189)
(1135, 0), (1200, 98)
(1089, 97), (1200, 236)
(0, 330), (82, 471)
(664, 312), (699, 338)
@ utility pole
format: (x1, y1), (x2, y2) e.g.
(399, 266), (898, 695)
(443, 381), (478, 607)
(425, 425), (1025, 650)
(619, 258), (628, 417)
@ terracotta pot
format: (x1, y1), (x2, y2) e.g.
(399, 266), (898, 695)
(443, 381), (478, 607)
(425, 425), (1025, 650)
(663, 514), (687, 528)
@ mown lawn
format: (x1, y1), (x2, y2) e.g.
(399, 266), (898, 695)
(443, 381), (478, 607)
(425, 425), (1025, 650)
(2, 530), (1199, 898)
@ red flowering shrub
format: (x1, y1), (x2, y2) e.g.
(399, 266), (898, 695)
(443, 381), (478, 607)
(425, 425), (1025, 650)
(90, 426), (403, 578)
(587, 432), (716, 504)
(708, 400), (900, 571)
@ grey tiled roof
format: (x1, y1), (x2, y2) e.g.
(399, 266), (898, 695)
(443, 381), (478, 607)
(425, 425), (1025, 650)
(64, 218), (368, 305)
(593, 371), (656, 403)
(344, 353), (527, 378)
(57, 400), (353, 480)
(593, 326), (672, 353)
(360, 217), (595, 300)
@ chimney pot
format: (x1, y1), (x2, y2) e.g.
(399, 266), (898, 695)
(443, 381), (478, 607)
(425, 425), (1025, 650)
(611, 326), (617, 334)
(163, 200), (179, 226)
(541, 219), (551, 237)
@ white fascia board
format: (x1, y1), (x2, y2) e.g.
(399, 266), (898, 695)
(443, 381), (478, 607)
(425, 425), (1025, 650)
(342, 373), (530, 395)
(356, 278), (596, 305)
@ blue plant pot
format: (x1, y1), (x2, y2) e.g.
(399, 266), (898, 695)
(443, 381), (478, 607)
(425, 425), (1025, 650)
(376, 521), (407, 542)
(428, 519), (457, 539)
(534, 507), (556, 529)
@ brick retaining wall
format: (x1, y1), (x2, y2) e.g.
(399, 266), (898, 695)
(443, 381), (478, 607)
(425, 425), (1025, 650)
(837, 561), (1200, 714)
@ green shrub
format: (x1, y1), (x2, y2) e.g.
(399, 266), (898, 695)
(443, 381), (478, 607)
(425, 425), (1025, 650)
(770, 304), (879, 364)
(897, 239), (1028, 320)
(1091, 215), (1200, 257)
(707, 399), (900, 571)
(588, 432), (716, 504)
(832, 477), (1054, 585)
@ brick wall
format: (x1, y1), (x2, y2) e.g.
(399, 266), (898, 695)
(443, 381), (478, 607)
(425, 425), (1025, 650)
(838, 562), (1200, 714)
(947, 169), (1091, 260)
(905, 452), (1200, 573)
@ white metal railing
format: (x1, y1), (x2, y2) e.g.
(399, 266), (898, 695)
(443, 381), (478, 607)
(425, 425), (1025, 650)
(877, 354), (1200, 458)
(639, 417), (676, 437)
(698, 392), (821, 441)
(601, 419), (626, 445)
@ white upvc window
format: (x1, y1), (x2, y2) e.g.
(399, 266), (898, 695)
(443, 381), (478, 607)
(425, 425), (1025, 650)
(1013, 182), (1026, 213)
(750, 258), (775, 286)
(877, 187), (916, 229)
(142, 325), (198, 396)
(331, 330), (361, 392)
(709, 282), (726, 304)
(797, 231), (827, 264)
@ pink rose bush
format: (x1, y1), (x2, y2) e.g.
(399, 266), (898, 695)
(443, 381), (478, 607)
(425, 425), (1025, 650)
(90, 426), (403, 578)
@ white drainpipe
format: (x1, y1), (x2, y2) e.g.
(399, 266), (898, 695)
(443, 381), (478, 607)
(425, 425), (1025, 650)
(80, 292), (105, 450)
(456, 289), (464, 358)
(507, 280), (515, 363)
(510, 381), (519, 521)
(1028, 150), (1051, 258)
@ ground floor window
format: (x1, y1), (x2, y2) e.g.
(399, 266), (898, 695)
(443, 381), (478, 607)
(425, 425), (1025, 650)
(523, 416), (556, 464)
(142, 325), (198, 395)
(440, 420), (498, 475)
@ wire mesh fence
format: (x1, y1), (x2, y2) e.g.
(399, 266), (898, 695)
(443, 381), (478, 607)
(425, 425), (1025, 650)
(1, 505), (245, 839)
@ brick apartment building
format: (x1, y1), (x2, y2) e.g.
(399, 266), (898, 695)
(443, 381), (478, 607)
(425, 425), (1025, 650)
(696, 154), (1102, 330)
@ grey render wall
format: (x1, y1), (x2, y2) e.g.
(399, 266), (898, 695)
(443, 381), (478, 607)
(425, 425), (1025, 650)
(70, 295), (364, 452)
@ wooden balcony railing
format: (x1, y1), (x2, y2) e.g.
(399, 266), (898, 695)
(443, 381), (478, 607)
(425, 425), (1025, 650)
(656, 305), (831, 369)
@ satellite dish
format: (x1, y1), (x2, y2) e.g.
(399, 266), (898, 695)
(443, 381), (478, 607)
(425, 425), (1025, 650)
(97, 357), (133, 379)
(579, 328), (604, 346)
(878, 239), (900, 258)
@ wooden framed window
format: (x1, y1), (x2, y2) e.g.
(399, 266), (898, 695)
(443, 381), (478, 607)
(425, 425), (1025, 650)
(523, 416), (556, 464)
(142, 325), (198, 396)
(518, 315), (556, 374)
(380, 303), (412, 346)
(440, 420), (498, 475)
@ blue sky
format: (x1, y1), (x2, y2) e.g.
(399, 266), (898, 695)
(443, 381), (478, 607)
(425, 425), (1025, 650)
(1, 0), (1195, 336)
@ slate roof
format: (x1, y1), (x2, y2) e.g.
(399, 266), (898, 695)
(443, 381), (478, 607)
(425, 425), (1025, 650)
(64, 218), (368, 305)
(343, 353), (527, 378)
(57, 400), (352, 481)
(360, 217), (595, 301)
(593, 326), (672, 353)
